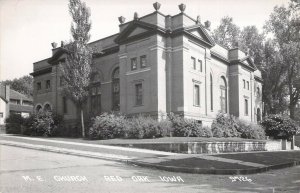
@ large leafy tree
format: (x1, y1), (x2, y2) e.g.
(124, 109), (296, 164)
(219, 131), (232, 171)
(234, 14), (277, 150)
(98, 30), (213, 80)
(264, 2), (300, 119)
(1, 75), (33, 97)
(60, 0), (92, 138)
(261, 39), (289, 115)
(212, 16), (240, 49)
(239, 26), (265, 69)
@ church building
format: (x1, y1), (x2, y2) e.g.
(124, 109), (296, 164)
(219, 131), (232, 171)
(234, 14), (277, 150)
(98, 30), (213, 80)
(31, 3), (263, 126)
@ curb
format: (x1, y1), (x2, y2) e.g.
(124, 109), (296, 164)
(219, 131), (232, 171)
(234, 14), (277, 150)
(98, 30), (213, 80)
(1, 141), (300, 175)
(127, 160), (300, 175)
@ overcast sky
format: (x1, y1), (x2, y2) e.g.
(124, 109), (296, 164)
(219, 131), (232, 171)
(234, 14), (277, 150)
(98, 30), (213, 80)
(0, 0), (288, 80)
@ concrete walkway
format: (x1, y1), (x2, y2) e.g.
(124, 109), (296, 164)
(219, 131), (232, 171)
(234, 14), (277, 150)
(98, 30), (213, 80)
(1, 134), (300, 175)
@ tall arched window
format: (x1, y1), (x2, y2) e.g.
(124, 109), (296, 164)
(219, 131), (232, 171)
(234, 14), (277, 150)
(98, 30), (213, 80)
(112, 67), (120, 111)
(36, 105), (42, 113)
(90, 72), (101, 115)
(44, 104), (52, 112)
(257, 108), (261, 122)
(220, 76), (227, 113)
(210, 73), (213, 111)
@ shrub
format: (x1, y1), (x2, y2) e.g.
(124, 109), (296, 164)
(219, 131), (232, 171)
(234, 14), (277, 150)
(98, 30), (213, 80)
(237, 120), (265, 139)
(157, 119), (173, 137)
(261, 114), (300, 140)
(168, 113), (212, 137)
(5, 114), (24, 134)
(20, 112), (63, 137)
(126, 115), (171, 139)
(89, 113), (128, 140)
(21, 114), (35, 135)
(30, 111), (60, 137)
(211, 113), (241, 138)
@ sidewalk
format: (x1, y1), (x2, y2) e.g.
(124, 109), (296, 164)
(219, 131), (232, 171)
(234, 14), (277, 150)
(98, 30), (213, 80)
(1, 134), (300, 175)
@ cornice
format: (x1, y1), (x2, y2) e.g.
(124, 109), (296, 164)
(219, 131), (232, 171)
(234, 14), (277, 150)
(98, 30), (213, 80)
(30, 67), (52, 77)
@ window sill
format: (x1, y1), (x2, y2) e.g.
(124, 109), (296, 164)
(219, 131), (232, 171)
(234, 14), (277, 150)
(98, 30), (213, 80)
(134, 104), (144, 107)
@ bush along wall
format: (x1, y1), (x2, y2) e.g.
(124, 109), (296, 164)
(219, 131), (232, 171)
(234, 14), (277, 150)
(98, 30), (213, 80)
(5, 111), (63, 137)
(261, 114), (300, 140)
(88, 113), (173, 140)
(5, 114), (24, 134)
(211, 113), (266, 140)
(88, 112), (267, 140)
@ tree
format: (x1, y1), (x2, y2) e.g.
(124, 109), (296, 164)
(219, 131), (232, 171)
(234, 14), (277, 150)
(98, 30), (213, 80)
(1, 75), (33, 97)
(264, 3), (300, 119)
(239, 26), (265, 69)
(212, 16), (240, 49)
(261, 39), (289, 115)
(60, 0), (92, 138)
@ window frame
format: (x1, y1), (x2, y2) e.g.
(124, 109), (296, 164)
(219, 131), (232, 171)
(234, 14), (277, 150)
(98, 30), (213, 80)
(220, 77), (227, 113)
(191, 57), (196, 70)
(135, 83), (143, 106)
(37, 82), (42, 90)
(90, 82), (101, 115)
(244, 98), (249, 116)
(112, 68), (120, 111)
(193, 84), (200, 107)
(140, 55), (147, 68)
(131, 57), (137, 71)
(46, 80), (51, 90)
(198, 59), (203, 72)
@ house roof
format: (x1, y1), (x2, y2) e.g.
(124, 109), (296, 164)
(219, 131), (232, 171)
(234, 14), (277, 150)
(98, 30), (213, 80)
(10, 89), (32, 101)
(0, 84), (32, 102)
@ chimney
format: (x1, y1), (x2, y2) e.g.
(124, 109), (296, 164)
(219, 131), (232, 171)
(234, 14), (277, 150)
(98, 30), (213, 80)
(178, 3), (186, 13)
(51, 42), (57, 49)
(204, 20), (211, 30)
(5, 85), (10, 101)
(118, 16), (126, 24)
(134, 12), (139, 20)
(153, 2), (161, 11)
(196, 15), (201, 24)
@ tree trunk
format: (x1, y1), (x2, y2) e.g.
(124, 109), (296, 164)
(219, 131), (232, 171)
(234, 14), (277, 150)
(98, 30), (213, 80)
(81, 109), (85, 138)
(289, 104), (295, 120)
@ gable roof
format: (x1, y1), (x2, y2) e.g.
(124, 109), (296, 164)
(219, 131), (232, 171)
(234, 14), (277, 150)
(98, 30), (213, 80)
(183, 25), (215, 47)
(0, 84), (8, 103)
(10, 89), (32, 101)
(115, 20), (168, 44)
(0, 84), (32, 102)
(230, 56), (258, 71)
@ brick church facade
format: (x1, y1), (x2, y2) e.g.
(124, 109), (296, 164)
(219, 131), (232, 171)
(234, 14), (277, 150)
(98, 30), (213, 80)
(31, 3), (263, 126)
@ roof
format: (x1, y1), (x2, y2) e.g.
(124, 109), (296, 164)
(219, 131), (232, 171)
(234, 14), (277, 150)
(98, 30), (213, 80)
(10, 89), (32, 101)
(33, 7), (260, 74)
(0, 84), (32, 102)
(0, 84), (8, 102)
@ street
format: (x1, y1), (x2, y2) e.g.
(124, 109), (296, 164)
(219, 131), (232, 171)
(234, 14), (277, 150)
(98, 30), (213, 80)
(0, 145), (299, 193)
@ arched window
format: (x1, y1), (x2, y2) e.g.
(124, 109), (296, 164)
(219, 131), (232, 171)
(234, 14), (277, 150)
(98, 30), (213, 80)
(44, 104), (52, 112)
(90, 72), (101, 115)
(257, 108), (261, 122)
(210, 73), (213, 111)
(257, 87), (260, 97)
(36, 105), (42, 113)
(220, 76), (227, 113)
(112, 67), (120, 111)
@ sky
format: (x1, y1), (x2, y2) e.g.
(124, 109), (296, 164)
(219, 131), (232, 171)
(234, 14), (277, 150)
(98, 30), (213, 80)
(0, 0), (289, 81)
